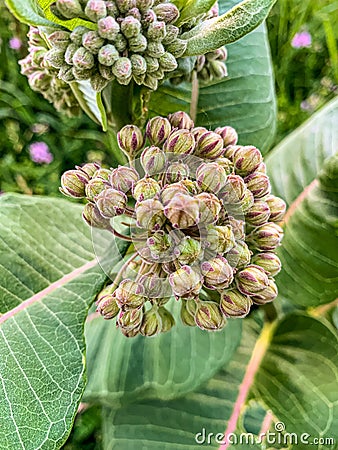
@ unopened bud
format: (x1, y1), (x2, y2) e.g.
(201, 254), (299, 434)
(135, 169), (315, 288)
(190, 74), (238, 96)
(236, 264), (269, 296)
(116, 0), (136, 13)
(240, 188), (255, 213)
(131, 54), (147, 75)
(129, 34), (148, 52)
(209, 60), (227, 79)
(162, 24), (179, 44)
(55, 0), (83, 19)
(73, 47), (95, 69)
(220, 289), (252, 318)
(195, 131), (224, 159)
(147, 230), (174, 260)
(110, 165), (139, 193)
(95, 188), (127, 218)
(158, 307), (175, 333)
(214, 157), (233, 175)
(133, 177), (160, 202)
(117, 308), (143, 336)
(195, 300), (226, 331)
(60, 169), (89, 198)
(44, 49), (65, 69)
(245, 172), (271, 199)
(76, 162), (100, 178)
(84, 0), (107, 21)
(251, 278), (278, 304)
(168, 111), (194, 130)
(98, 44), (119, 66)
(136, 0), (153, 11)
(265, 195), (286, 222)
(114, 33), (128, 52)
(226, 240), (251, 269)
(47, 30), (71, 50)
(248, 222), (284, 251)
(174, 236), (202, 265)
(223, 144), (240, 161)
(215, 126), (238, 147)
(115, 279), (146, 309)
(147, 20), (166, 40)
(140, 305), (162, 336)
(201, 255), (233, 290)
(166, 39), (187, 57)
(160, 182), (189, 205)
(117, 124), (144, 155)
(164, 129), (195, 155)
(245, 200), (270, 226)
(233, 145), (262, 176)
(136, 198), (165, 230)
(82, 202), (111, 228)
(82, 30), (105, 54)
(169, 265), (202, 298)
(196, 192), (221, 224)
(180, 299), (197, 326)
(165, 161), (189, 183)
(98, 16), (120, 39)
(251, 252), (281, 277)
(206, 224), (235, 254)
(85, 177), (108, 201)
(164, 193), (200, 229)
(141, 145), (166, 175)
(70, 26), (87, 45)
(218, 175), (244, 203)
(112, 57), (133, 83)
(96, 293), (119, 319)
(153, 3), (179, 23)
(159, 52), (178, 72)
(121, 16), (142, 38)
(196, 162), (227, 193)
(146, 116), (171, 145)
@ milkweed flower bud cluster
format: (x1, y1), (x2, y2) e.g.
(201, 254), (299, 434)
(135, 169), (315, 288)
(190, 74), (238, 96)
(61, 111), (286, 337)
(19, 27), (81, 117)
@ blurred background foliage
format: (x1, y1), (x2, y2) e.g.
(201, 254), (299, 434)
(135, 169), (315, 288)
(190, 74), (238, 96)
(0, 0), (337, 196)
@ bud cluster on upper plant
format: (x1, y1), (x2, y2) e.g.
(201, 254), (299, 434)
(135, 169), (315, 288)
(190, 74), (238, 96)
(61, 111), (286, 337)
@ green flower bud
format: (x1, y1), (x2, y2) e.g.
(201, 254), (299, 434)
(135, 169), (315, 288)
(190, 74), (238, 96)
(169, 265), (203, 298)
(116, 0), (136, 13)
(180, 299), (196, 326)
(196, 162), (227, 193)
(144, 56), (159, 72)
(55, 0), (83, 19)
(206, 224), (236, 254)
(251, 278), (278, 305)
(133, 177), (161, 201)
(165, 161), (189, 183)
(166, 39), (187, 57)
(226, 240), (251, 269)
(85, 177), (108, 200)
(251, 252), (281, 277)
(59, 65), (76, 82)
(195, 131), (224, 159)
(139, 271), (166, 299)
(236, 264), (269, 296)
(85, 0), (107, 21)
(196, 192), (221, 224)
(110, 165), (139, 192)
(218, 174), (245, 204)
(245, 200), (270, 226)
(201, 256), (233, 292)
(194, 300), (226, 331)
(105, 0), (119, 15)
(159, 52), (177, 71)
(91, 73), (110, 91)
(44, 49), (65, 69)
(163, 129), (195, 155)
(153, 3), (179, 23)
(47, 30), (71, 50)
(114, 33), (128, 52)
(117, 124), (144, 155)
(136, 198), (165, 230)
(72, 47), (95, 69)
(147, 230), (174, 260)
(113, 57), (133, 84)
(60, 169), (89, 198)
(82, 31), (105, 54)
(248, 222), (284, 251)
(158, 307), (175, 333)
(174, 236), (202, 265)
(70, 26), (87, 45)
(98, 44), (119, 67)
(144, 74), (158, 90)
(160, 182), (189, 205)
(225, 216), (245, 240)
(168, 111), (194, 130)
(244, 172), (271, 199)
(76, 162), (100, 178)
(220, 289), (252, 318)
(98, 16), (120, 39)
(240, 188), (255, 213)
(215, 126), (238, 147)
(146, 41), (165, 59)
(162, 24), (179, 44)
(117, 308), (143, 337)
(141, 145), (166, 175)
(95, 187), (127, 218)
(64, 43), (78, 65)
(82, 202), (111, 229)
(121, 16), (141, 38)
(164, 193), (200, 229)
(96, 293), (119, 319)
(265, 195), (286, 222)
(233, 145), (263, 176)
(140, 305), (162, 336)
(215, 157), (233, 175)
(223, 144), (240, 161)
(131, 54), (147, 75)
(136, 0), (153, 11)
(147, 21), (166, 40)
(115, 279), (146, 309)
(208, 60), (227, 79)
(141, 9), (156, 25)
(146, 116), (171, 145)
(129, 34), (148, 52)
(72, 66), (94, 80)
(93, 167), (112, 179)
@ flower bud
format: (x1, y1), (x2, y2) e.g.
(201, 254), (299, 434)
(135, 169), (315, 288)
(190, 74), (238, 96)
(180, 299), (197, 326)
(220, 289), (252, 318)
(206, 225), (236, 254)
(251, 252), (281, 277)
(223, 144), (240, 161)
(169, 265), (202, 298)
(76, 162), (100, 178)
(129, 34), (148, 52)
(174, 236), (202, 265)
(121, 16), (142, 38)
(245, 200), (270, 226)
(72, 66), (94, 81)
(117, 308), (143, 336)
(112, 57), (133, 84)
(164, 193), (200, 229)
(147, 41), (166, 58)
(236, 264), (269, 296)
(158, 307), (175, 333)
(82, 31), (105, 54)
(218, 174), (245, 204)
(82, 202), (111, 228)
(146, 116), (171, 145)
(98, 16), (120, 40)
(166, 39), (187, 57)
(162, 24), (179, 44)
(160, 182), (189, 205)
(47, 30), (71, 50)
(115, 279), (146, 309)
(251, 278), (278, 304)
(158, 52), (177, 72)
(140, 306), (162, 336)
(164, 129), (195, 155)
(60, 169), (88, 198)
(147, 21), (166, 40)
(226, 240), (251, 269)
(141, 146), (166, 175)
(147, 230), (174, 260)
(70, 26), (87, 45)
(196, 192), (222, 224)
(224, 216), (245, 240)
(201, 255), (233, 290)
(209, 60), (228, 79)
(131, 54), (147, 75)
(139, 272), (167, 299)
(244, 172), (271, 199)
(215, 126), (238, 147)
(91, 73), (109, 91)
(144, 56), (159, 72)
(165, 161), (189, 183)
(168, 111), (194, 130)
(98, 44), (119, 66)
(85, 177), (108, 201)
(233, 145), (262, 176)
(194, 301), (226, 331)
(85, 0), (107, 21)
(136, 198), (165, 231)
(265, 195), (286, 222)
(153, 3), (179, 23)
(55, 0), (83, 19)
(114, 33), (128, 52)
(240, 188), (255, 213)
(117, 124), (144, 155)
(44, 49), (65, 69)
(214, 157), (233, 175)
(109, 165), (139, 193)
(196, 162), (227, 193)
(64, 43), (78, 65)
(136, 0), (153, 11)
(59, 65), (76, 82)
(133, 177), (161, 201)
(248, 222), (284, 251)
(73, 47), (95, 70)
(195, 131), (224, 159)
(96, 293), (119, 319)
(95, 188), (127, 218)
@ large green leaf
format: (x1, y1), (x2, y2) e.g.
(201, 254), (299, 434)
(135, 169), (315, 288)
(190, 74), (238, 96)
(71, 81), (108, 131)
(4, 0), (57, 27)
(0, 195), (126, 449)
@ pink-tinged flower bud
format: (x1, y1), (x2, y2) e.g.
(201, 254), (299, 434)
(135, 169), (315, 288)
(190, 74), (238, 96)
(225, 216), (245, 240)
(201, 255), (233, 290)
(82, 31), (105, 54)
(82, 202), (111, 229)
(146, 116), (171, 145)
(215, 126), (238, 147)
(95, 188), (127, 218)
(141, 145), (166, 175)
(196, 192), (222, 224)
(55, 0), (83, 19)
(147, 230), (174, 260)
(165, 161), (189, 183)
(44, 49), (65, 69)
(209, 60), (228, 79)
(195, 131), (224, 159)
(147, 20), (166, 40)
(98, 44), (119, 66)
(165, 38), (187, 57)
(240, 188), (255, 213)
(110, 165), (139, 192)
(159, 52), (177, 71)
(98, 16), (120, 39)
(162, 24), (179, 44)
(133, 177), (161, 201)
(115, 279), (146, 309)
(136, 0), (153, 11)
(116, 0), (136, 13)
(153, 3), (179, 23)
(164, 193), (200, 229)
(251, 252), (281, 277)
(196, 162), (227, 193)
(256, 162), (266, 173)
(174, 236), (202, 265)
(117, 308), (143, 337)
(160, 182), (189, 205)
(85, 0), (107, 21)
(206, 224), (235, 254)
(158, 307), (175, 333)
(195, 301), (226, 331)
(117, 124), (144, 155)
(265, 195), (286, 222)
(223, 144), (241, 161)
(233, 145), (263, 176)
(64, 43), (78, 65)
(192, 126), (207, 141)
(72, 47), (95, 69)
(60, 169), (89, 198)
(121, 15), (142, 38)
(245, 172), (271, 199)
(236, 264), (269, 296)
(136, 198), (165, 230)
(76, 162), (100, 178)
(169, 265), (203, 298)
(168, 111), (194, 130)
(129, 34), (148, 52)
(163, 129), (195, 155)
(181, 179), (199, 194)
(251, 279), (278, 305)
(218, 174), (245, 204)
(70, 26), (87, 44)
(139, 272), (167, 299)
(220, 289), (252, 318)
(131, 54), (147, 75)
(248, 222), (284, 251)
(245, 200), (270, 226)
(214, 157), (233, 175)
(113, 57), (133, 84)
(96, 293), (119, 319)
(85, 177), (108, 201)
(47, 30), (71, 50)
(226, 240), (251, 269)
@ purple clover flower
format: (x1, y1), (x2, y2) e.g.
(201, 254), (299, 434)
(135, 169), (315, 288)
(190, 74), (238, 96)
(291, 31), (312, 49)
(9, 37), (22, 50)
(29, 142), (53, 164)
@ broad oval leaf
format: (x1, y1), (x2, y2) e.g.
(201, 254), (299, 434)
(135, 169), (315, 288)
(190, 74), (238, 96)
(71, 81), (108, 131)
(4, 0), (57, 27)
